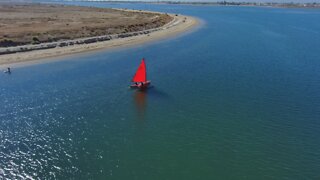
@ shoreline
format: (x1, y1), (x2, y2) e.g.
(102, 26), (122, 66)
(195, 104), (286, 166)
(79, 1), (320, 9)
(0, 10), (199, 67)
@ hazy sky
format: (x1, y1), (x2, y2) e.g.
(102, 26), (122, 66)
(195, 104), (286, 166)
(61, 0), (320, 3)
(8, 0), (320, 3)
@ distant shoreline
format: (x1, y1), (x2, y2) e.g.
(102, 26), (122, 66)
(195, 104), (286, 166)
(73, 1), (320, 9)
(0, 7), (199, 66)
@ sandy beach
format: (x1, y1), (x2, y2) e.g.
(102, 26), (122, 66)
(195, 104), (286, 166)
(0, 4), (198, 66)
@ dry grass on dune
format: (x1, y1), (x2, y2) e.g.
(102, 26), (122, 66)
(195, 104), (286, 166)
(0, 4), (173, 47)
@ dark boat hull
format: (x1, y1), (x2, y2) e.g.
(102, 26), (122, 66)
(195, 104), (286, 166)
(130, 81), (151, 89)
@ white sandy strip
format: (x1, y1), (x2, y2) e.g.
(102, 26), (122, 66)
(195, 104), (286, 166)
(0, 13), (199, 66)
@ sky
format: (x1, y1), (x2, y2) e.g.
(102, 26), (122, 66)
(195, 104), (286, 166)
(4, 0), (320, 4)
(58, 0), (320, 3)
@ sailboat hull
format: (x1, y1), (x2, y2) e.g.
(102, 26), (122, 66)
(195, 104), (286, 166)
(130, 81), (151, 89)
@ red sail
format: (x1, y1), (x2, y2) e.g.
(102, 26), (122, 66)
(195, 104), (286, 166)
(132, 59), (147, 82)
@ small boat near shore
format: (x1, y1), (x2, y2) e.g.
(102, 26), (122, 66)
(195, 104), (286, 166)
(130, 58), (151, 89)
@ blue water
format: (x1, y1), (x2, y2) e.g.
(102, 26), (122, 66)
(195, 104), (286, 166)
(0, 2), (320, 179)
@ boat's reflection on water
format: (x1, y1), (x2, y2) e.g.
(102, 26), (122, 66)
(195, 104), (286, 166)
(133, 89), (148, 120)
(132, 87), (170, 120)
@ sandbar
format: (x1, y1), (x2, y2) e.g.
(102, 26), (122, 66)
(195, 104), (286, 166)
(0, 4), (199, 66)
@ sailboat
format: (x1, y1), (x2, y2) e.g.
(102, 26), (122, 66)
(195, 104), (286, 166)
(130, 58), (151, 89)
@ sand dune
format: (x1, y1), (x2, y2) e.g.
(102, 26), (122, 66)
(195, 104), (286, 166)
(0, 4), (198, 66)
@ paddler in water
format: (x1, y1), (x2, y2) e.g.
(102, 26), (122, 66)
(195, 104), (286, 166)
(4, 67), (11, 74)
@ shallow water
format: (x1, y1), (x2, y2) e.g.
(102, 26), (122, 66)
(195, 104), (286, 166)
(0, 2), (320, 179)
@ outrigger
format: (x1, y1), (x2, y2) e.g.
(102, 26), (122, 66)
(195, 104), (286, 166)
(130, 58), (151, 89)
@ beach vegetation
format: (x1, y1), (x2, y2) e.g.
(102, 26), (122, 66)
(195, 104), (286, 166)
(32, 37), (40, 44)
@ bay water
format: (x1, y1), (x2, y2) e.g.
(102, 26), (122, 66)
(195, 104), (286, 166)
(0, 2), (320, 179)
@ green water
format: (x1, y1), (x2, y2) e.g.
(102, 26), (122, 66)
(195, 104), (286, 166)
(0, 3), (320, 179)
